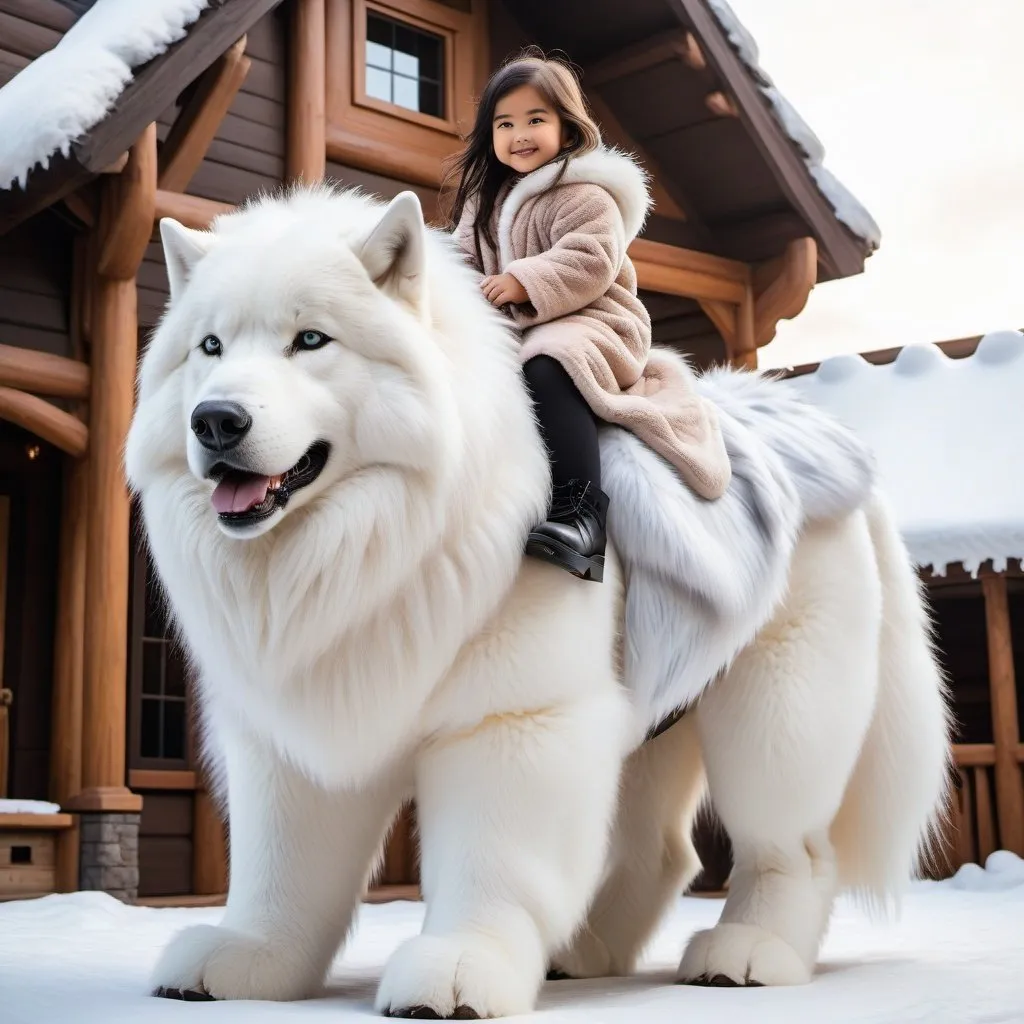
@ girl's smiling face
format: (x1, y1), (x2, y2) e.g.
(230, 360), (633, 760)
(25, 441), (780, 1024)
(491, 84), (568, 174)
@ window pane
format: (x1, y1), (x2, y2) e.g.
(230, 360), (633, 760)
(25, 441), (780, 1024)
(393, 74), (419, 112)
(366, 11), (392, 47)
(142, 639), (163, 695)
(163, 700), (186, 761)
(418, 38), (442, 82)
(141, 698), (162, 758)
(144, 581), (166, 638)
(364, 10), (444, 117)
(165, 647), (186, 697)
(419, 81), (442, 118)
(366, 40), (391, 70)
(366, 66), (391, 104)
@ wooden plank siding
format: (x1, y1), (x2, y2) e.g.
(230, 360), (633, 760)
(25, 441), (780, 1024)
(140, 8), (291, 327)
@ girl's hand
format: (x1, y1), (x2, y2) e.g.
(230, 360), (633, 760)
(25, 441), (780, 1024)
(481, 272), (528, 307)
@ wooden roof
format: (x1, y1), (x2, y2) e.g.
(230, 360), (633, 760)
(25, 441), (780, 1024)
(0, 0), (284, 234)
(506, 0), (878, 283)
(1, 0), (878, 293)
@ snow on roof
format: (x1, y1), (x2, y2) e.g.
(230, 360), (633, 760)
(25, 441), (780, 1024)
(706, 0), (882, 251)
(0, 0), (211, 191)
(785, 330), (1024, 576)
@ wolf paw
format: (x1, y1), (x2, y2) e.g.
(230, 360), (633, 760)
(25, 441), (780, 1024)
(376, 933), (539, 1019)
(676, 923), (811, 987)
(150, 923), (318, 1002)
(548, 929), (614, 980)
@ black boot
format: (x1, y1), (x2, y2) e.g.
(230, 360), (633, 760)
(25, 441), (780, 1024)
(526, 479), (609, 582)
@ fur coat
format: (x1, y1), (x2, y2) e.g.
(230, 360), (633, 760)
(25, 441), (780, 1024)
(453, 146), (731, 500)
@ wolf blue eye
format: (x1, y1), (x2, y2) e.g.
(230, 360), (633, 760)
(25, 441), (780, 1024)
(293, 329), (331, 352)
(201, 334), (222, 356)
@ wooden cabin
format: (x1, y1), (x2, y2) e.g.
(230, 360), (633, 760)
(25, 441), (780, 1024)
(0, 0), (878, 903)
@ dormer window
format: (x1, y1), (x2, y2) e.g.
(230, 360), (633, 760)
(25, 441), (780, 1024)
(365, 11), (445, 119)
(327, 0), (487, 189)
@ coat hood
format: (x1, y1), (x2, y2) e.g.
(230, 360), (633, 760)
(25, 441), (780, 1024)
(496, 146), (653, 265)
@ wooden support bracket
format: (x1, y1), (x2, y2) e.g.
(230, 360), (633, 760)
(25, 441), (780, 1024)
(158, 36), (251, 194)
(98, 122), (158, 280)
(0, 387), (88, 456)
(752, 236), (817, 347)
(154, 189), (233, 230)
(705, 90), (739, 117)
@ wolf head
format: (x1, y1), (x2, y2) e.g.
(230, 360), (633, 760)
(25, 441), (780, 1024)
(126, 187), (462, 540)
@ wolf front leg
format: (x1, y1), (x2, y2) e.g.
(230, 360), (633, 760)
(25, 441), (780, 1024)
(376, 691), (628, 1019)
(151, 727), (406, 1002)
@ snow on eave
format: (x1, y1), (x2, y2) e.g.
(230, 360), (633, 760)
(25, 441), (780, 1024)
(786, 330), (1024, 577)
(0, 0), (212, 192)
(705, 0), (882, 253)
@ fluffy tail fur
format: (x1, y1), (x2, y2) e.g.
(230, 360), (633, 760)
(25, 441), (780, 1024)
(830, 492), (953, 914)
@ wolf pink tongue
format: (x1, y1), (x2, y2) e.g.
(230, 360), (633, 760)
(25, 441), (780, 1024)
(212, 475), (272, 515)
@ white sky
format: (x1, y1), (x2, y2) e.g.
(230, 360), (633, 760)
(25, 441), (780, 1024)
(723, 0), (1024, 369)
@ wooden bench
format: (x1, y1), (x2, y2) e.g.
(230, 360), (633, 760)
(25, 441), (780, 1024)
(0, 813), (75, 901)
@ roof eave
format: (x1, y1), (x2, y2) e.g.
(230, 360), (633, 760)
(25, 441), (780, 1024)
(0, 0), (285, 237)
(666, 0), (871, 281)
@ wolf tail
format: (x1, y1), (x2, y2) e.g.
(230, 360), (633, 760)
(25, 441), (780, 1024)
(829, 491), (954, 915)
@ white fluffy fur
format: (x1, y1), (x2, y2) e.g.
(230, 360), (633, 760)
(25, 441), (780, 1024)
(127, 184), (951, 1016)
(495, 146), (652, 267)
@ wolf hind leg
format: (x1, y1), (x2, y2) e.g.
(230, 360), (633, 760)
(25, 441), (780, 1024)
(550, 711), (706, 979)
(679, 512), (881, 987)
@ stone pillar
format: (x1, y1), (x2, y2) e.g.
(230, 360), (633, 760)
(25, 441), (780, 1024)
(79, 812), (141, 903)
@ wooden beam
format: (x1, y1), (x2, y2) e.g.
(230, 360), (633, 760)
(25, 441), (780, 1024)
(587, 91), (690, 224)
(981, 572), (1024, 854)
(0, 344), (89, 399)
(67, 124), (157, 817)
(630, 237), (749, 304)
(752, 236), (816, 347)
(668, 0), (870, 280)
(50, 455), (88, 805)
(0, 387), (87, 456)
(585, 29), (696, 88)
(287, 0), (327, 182)
(681, 31), (706, 70)
(98, 123), (158, 278)
(158, 36), (252, 194)
(705, 90), (738, 117)
(0, 0), (284, 236)
(154, 189), (233, 230)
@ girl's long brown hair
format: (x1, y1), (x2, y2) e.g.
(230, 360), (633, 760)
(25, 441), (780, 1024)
(443, 48), (601, 257)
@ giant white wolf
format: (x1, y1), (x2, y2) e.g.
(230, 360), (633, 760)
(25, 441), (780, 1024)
(125, 184), (951, 1018)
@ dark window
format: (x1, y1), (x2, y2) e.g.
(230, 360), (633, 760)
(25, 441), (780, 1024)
(128, 522), (192, 769)
(365, 11), (445, 119)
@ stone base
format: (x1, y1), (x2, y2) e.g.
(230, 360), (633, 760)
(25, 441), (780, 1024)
(79, 812), (140, 903)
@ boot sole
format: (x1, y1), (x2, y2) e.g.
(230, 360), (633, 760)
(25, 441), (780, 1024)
(525, 533), (605, 582)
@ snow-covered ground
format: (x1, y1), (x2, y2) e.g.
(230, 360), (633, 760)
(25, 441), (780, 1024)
(2, 852), (1023, 1023)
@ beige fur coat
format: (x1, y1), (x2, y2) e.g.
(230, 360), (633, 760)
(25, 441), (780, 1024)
(453, 146), (730, 500)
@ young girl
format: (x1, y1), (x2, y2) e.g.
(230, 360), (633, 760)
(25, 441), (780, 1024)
(447, 51), (731, 582)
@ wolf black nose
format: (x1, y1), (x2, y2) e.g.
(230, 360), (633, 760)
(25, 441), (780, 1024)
(190, 400), (252, 452)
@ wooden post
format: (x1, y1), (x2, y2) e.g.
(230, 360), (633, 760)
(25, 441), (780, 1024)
(287, 0), (327, 183)
(981, 572), (1024, 854)
(192, 787), (229, 895)
(49, 457), (88, 889)
(65, 124), (156, 817)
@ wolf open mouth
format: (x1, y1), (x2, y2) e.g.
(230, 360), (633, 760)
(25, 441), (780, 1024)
(209, 441), (330, 526)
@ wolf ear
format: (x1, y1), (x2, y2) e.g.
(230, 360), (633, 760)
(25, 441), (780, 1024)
(160, 218), (213, 302)
(357, 191), (427, 313)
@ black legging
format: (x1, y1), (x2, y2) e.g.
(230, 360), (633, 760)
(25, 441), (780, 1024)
(522, 355), (601, 490)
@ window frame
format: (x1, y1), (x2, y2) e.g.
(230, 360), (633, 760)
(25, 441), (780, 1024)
(356, 1), (457, 132)
(326, 0), (488, 188)
(127, 524), (195, 773)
